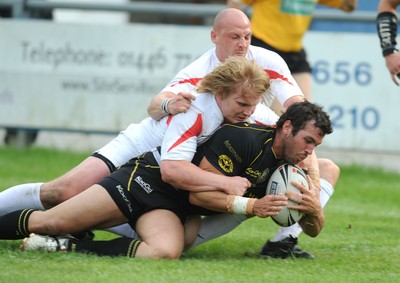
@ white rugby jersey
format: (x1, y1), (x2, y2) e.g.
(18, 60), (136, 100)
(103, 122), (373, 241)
(96, 46), (293, 167)
(161, 45), (303, 107)
(160, 92), (278, 162)
(97, 92), (278, 167)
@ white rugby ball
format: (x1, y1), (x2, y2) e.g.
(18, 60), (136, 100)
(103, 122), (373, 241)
(265, 164), (309, 227)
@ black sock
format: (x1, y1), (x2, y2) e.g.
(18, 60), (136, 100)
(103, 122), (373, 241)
(70, 237), (142, 257)
(0, 209), (35, 239)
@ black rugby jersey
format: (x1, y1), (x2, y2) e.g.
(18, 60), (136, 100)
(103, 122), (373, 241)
(195, 122), (284, 199)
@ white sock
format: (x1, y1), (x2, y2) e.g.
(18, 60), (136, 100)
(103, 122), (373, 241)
(0, 182), (44, 216)
(319, 178), (334, 207)
(104, 224), (140, 239)
(191, 213), (248, 248)
(271, 178), (334, 242)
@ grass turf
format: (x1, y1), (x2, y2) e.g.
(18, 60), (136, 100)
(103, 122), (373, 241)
(0, 146), (399, 283)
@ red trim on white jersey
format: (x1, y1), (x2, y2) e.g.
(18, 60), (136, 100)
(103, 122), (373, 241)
(265, 70), (293, 85)
(162, 46), (303, 107)
(167, 113), (203, 152)
(166, 115), (173, 126)
(171, 78), (202, 87)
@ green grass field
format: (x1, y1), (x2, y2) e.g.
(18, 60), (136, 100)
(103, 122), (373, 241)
(0, 146), (399, 283)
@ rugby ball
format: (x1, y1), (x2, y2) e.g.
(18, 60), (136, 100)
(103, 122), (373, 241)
(265, 164), (309, 227)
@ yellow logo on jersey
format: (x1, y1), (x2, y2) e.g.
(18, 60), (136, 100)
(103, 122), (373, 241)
(218, 155), (233, 173)
(246, 167), (269, 184)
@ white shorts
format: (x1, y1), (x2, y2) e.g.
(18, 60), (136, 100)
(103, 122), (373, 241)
(94, 118), (166, 169)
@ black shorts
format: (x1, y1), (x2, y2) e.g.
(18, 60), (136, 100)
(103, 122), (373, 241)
(98, 151), (192, 227)
(251, 36), (312, 74)
(92, 152), (116, 173)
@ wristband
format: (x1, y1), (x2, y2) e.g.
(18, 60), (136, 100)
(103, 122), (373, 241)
(161, 98), (171, 116)
(377, 12), (398, 57)
(226, 195), (256, 215)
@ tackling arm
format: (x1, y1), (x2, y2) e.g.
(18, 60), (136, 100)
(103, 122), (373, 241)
(147, 91), (175, 121)
(147, 91), (196, 121)
(160, 158), (250, 196)
(188, 157), (288, 216)
(282, 95), (305, 109)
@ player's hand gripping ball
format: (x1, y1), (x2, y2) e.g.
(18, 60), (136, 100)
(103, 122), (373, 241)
(266, 164), (309, 227)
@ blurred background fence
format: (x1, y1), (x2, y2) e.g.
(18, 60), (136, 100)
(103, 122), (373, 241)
(1, 1), (399, 172)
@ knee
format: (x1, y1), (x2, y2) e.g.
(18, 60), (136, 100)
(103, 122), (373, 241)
(40, 186), (60, 208)
(318, 158), (340, 187)
(149, 246), (182, 259)
(40, 183), (78, 209)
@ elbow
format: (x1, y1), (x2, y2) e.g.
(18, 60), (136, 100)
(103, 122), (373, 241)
(147, 103), (159, 120)
(188, 193), (200, 206)
(146, 97), (156, 117)
(160, 161), (178, 185)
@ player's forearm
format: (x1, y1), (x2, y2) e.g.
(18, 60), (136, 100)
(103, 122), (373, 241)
(190, 192), (257, 216)
(160, 160), (236, 193)
(377, 2), (399, 58)
(378, 0), (399, 13)
(298, 209), (325, 237)
(282, 95), (305, 109)
(189, 191), (230, 212)
(147, 91), (175, 121)
(298, 152), (321, 189)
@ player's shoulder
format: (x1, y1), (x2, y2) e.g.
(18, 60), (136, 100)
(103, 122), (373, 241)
(251, 103), (279, 123)
(213, 123), (276, 156)
(180, 48), (215, 72)
(191, 92), (214, 107)
(189, 92), (221, 116)
(247, 45), (287, 66)
(219, 122), (276, 138)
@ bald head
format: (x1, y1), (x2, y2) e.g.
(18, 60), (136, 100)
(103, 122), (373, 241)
(213, 8), (251, 32)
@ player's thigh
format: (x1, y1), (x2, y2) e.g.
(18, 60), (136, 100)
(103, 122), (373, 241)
(135, 209), (185, 259)
(318, 158), (340, 187)
(41, 156), (110, 203)
(31, 184), (127, 234)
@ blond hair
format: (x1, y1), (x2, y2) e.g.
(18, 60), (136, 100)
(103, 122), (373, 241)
(197, 56), (270, 99)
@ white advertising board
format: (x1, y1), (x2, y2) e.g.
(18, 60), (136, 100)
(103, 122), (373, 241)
(0, 20), (399, 153)
(0, 20), (212, 133)
(305, 32), (400, 153)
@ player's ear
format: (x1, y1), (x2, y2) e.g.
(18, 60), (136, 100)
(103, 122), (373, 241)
(282, 120), (293, 136)
(210, 30), (217, 44)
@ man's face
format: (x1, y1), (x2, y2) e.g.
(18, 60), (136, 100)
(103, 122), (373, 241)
(281, 120), (325, 165)
(212, 24), (252, 61)
(217, 90), (261, 124)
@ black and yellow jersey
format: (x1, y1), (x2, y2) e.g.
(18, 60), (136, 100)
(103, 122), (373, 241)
(195, 122), (283, 199)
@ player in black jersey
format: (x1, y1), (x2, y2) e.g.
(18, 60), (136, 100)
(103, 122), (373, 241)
(0, 101), (332, 259)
